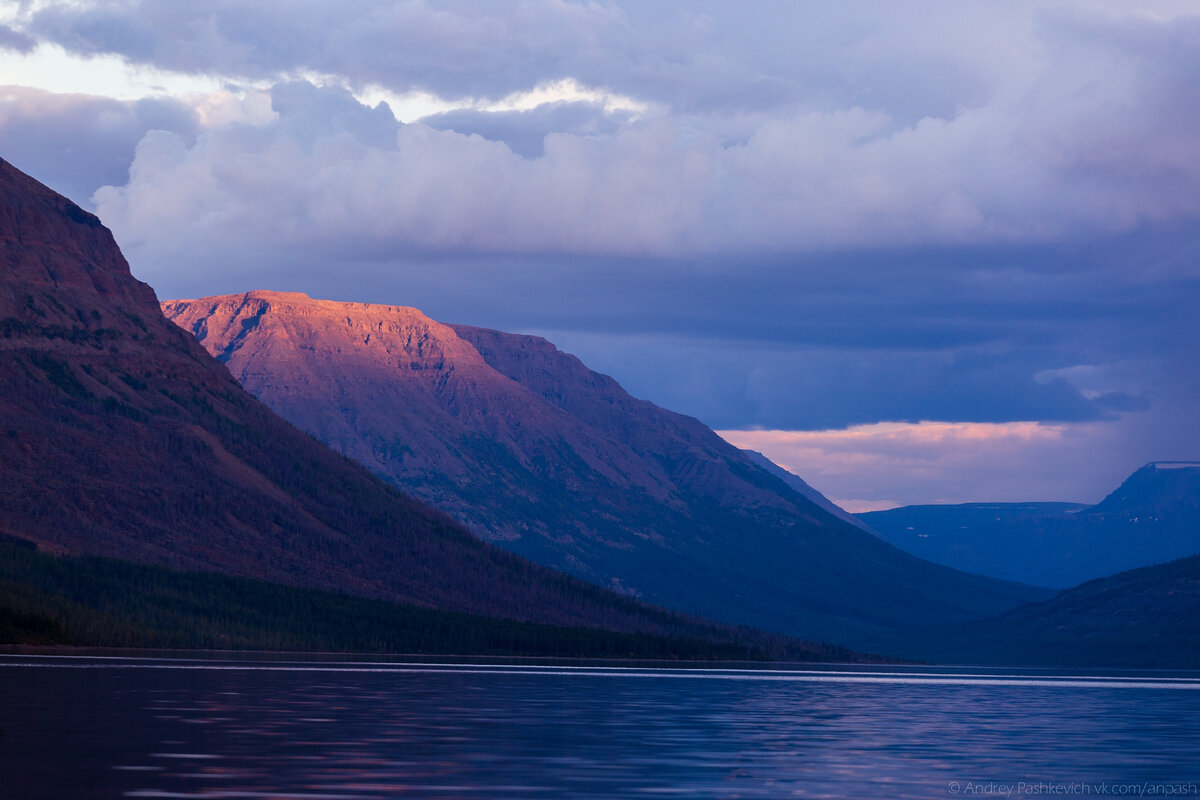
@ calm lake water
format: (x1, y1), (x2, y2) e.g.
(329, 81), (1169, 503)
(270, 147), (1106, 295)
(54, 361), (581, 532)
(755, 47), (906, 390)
(3, 653), (1199, 799)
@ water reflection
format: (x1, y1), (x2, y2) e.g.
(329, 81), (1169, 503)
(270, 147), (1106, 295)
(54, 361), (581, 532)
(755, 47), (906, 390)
(3, 656), (1199, 799)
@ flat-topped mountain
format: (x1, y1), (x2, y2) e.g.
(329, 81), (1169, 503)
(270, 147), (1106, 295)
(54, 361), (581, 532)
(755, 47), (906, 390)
(162, 290), (676, 548)
(1088, 461), (1200, 518)
(859, 462), (1200, 588)
(0, 155), (775, 643)
(165, 291), (1047, 648)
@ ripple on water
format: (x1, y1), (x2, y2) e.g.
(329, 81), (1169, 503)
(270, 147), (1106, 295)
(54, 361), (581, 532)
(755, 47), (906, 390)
(2, 657), (1200, 800)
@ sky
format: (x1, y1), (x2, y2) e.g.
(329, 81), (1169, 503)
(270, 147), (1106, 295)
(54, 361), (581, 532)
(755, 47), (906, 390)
(2, 1), (1199, 510)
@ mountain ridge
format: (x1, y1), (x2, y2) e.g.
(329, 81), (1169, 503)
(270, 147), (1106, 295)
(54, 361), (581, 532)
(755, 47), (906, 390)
(164, 289), (1049, 648)
(740, 449), (873, 531)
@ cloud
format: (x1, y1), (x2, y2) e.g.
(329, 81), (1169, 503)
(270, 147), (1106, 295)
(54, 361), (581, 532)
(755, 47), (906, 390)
(89, 62), (1200, 271)
(21, 0), (633, 100)
(8, 3), (1195, 115)
(526, 319), (1178, 433)
(92, 83), (722, 270)
(4, 2), (1199, 506)
(0, 85), (200, 202)
(10, 4), (1200, 257)
(75, 78), (1197, 450)
(717, 421), (1136, 508)
(0, 24), (36, 54)
(420, 100), (635, 158)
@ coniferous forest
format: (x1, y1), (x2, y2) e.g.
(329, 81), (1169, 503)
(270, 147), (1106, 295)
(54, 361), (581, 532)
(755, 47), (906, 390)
(0, 537), (865, 661)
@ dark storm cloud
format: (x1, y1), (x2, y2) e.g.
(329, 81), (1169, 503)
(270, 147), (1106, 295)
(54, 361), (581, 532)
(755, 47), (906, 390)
(189, 228), (1191, 441)
(479, 237), (1198, 432)
(520, 332), (1110, 431)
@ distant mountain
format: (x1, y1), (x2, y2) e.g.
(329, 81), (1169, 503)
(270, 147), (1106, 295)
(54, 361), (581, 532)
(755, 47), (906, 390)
(895, 552), (1200, 668)
(741, 450), (874, 532)
(0, 155), (804, 650)
(858, 503), (1091, 588)
(858, 463), (1200, 588)
(1088, 461), (1200, 517)
(164, 291), (1048, 648)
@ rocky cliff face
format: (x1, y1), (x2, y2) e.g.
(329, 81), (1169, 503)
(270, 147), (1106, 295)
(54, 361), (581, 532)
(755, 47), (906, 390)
(0, 156), (723, 637)
(165, 290), (1049, 647)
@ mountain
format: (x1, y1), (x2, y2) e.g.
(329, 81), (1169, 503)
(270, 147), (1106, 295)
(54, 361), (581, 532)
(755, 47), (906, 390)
(891, 553), (1200, 668)
(858, 463), (1200, 588)
(163, 290), (1048, 648)
(741, 449), (874, 532)
(1088, 461), (1200, 517)
(0, 155), (813, 650)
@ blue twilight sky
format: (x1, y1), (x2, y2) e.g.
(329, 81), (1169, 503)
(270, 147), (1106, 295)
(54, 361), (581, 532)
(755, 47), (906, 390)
(2, 1), (1199, 509)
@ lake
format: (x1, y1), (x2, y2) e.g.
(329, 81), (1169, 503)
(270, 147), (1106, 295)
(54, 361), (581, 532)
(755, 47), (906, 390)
(3, 653), (1199, 799)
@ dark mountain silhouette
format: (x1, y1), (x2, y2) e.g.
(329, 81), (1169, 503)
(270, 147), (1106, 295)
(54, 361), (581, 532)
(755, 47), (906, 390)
(888, 552), (1200, 668)
(859, 463), (1200, 588)
(164, 291), (1047, 648)
(0, 155), (834, 653)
